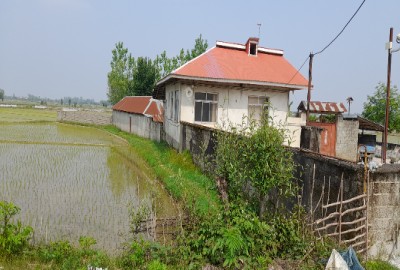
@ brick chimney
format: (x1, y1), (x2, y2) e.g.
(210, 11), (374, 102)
(245, 37), (259, 56)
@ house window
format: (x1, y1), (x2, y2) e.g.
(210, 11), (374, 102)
(167, 90), (180, 122)
(195, 92), (218, 122)
(174, 90), (179, 122)
(169, 91), (173, 120)
(249, 43), (257, 56)
(248, 96), (268, 123)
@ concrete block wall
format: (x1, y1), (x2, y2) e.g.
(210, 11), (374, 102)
(368, 169), (400, 259)
(112, 111), (163, 142)
(181, 121), (216, 171)
(336, 116), (359, 162)
(291, 149), (364, 220)
(58, 110), (112, 125)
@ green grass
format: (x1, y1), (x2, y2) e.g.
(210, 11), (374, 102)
(0, 107), (57, 122)
(366, 260), (399, 270)
(102, 125), (221, 215)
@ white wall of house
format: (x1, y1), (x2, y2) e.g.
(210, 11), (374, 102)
(286, 113), (307, 147)
(164, 83), (181, 149)
(163, 82), (306, 149)
(180, 83), (290, 126)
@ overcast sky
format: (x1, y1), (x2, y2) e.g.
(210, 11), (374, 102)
(1, 0), (400, 113)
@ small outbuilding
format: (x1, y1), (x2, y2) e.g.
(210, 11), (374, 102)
(298, 100), (384, 162)
(112, 96), (164, 142)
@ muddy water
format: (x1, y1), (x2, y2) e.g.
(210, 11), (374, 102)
(0, 123), (178, 253)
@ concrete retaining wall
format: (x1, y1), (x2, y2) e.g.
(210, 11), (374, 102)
(57, 110), (111, 125)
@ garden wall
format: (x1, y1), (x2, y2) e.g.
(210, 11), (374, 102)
(368, 165), (400, 260)
(57, 110), (111, 125)
(112, 110), (164, 142)
(166, 122), (400, 259)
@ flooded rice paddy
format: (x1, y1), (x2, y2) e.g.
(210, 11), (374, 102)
(0, 122), (177, 252)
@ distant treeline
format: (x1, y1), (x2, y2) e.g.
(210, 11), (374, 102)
(3, 93), (109, 107)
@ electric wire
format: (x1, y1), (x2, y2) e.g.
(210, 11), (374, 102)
(286, 55), (310, 84)
(314, 0), (366, 56)
(286, 0), (366, 85)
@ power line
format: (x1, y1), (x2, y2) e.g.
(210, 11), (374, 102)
(286, 0), (366, 86)
(314, 0), (366, 56)
(287, 55), (310, 84)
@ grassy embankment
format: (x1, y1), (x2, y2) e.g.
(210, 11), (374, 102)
(101, 125), (221, 215)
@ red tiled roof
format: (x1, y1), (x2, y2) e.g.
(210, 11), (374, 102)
(298, 101), (347, 114)
(112, 96), (164, 122)
(159, 40), (308, 87)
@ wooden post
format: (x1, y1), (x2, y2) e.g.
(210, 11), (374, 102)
(306, 53), (314, 123)
(365, 171), (369, 261)
(383, 27), (393, 163)
(339, 173), (344, 245)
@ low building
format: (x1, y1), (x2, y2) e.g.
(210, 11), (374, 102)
(112, 96), (164, 142)
(298, 101), (384, 162)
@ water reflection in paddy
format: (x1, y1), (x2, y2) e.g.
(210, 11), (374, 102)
(0, 123), (177, 252)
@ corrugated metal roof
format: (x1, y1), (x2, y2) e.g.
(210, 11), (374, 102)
(298, 101), (347, 114)
(153, 38), (308, 99)
(112, 96), (164, 123)
(173, 45), (308, 86)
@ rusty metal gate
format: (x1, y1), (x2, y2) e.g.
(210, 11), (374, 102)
(308, 121), (337, 157)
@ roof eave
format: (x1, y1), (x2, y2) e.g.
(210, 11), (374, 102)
(157, 74), (307, 90)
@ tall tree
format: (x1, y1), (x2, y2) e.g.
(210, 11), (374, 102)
(107, 35), (208, 103)
(0, 89), (4, 101)
(155, 34), (208, 80)
(362, 82), (400, 132)
(107, 42), (135, 104)
(133, 57), (158, 96)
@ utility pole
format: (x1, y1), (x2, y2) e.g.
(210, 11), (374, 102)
(306, 53), (314, 122)
(383, 27), (393, 164)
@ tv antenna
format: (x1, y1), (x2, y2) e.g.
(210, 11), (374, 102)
(257, 23), (262, 38)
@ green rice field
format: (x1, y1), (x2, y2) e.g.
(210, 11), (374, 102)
(0, 122), (177, 253)
(0, 107), (57, 122)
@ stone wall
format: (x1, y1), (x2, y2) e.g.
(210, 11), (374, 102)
(178, 121), (400, 260)
(181, 121), (217, 171)
(368, 165), (400, 259)
(291, 148), (364, 221)
(336, 116), (359, 162)
(57, 110), (112, 125)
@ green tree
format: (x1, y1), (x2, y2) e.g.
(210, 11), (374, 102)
(155, 34), (208, 80)
(215, 118), (296, 218)
(132, 57), (158, 96)
(0, 89), (4, 101)
(107, 42), (135, 104)
(108, 35), (208, 103)
(362, 82), (400, 132)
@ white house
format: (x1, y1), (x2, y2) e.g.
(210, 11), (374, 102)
(153, 37), (309, 149)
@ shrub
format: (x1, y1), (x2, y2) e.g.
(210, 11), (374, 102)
(0, 201), (33, 255)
